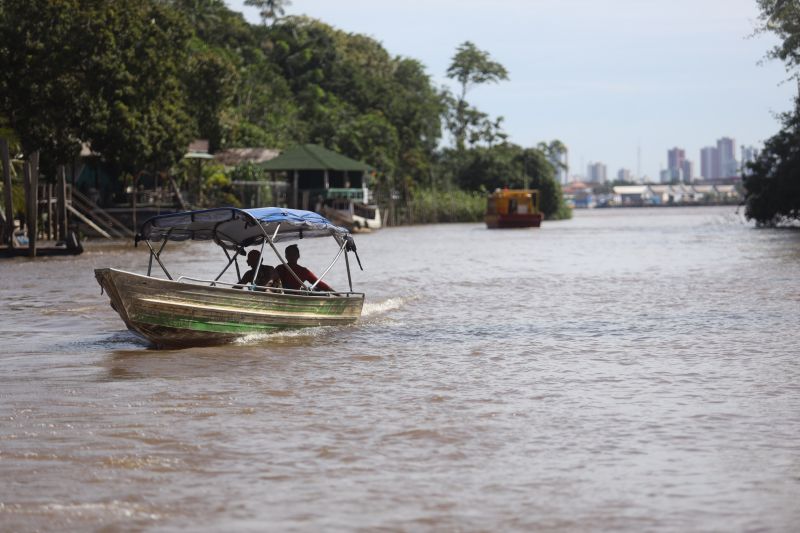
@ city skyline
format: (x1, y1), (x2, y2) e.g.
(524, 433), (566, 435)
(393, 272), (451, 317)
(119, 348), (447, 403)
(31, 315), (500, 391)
(227, 0), (793, 181)
(575, 136), (759, 184)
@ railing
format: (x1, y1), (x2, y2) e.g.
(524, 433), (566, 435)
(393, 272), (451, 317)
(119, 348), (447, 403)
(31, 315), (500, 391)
(68, 185), (134, 239)
(174, 275), (362, 297)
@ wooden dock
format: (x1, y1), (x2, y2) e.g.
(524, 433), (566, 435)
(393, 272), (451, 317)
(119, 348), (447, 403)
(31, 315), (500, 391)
(0, 136), (140, 258)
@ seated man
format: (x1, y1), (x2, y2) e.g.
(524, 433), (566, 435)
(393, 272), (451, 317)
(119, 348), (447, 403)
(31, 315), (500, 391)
(235, 250), (273, 290)
(271, 244), (333, 292)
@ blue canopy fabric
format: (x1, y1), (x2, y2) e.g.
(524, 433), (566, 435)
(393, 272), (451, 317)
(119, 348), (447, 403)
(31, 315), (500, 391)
(138, 207), (349, 247)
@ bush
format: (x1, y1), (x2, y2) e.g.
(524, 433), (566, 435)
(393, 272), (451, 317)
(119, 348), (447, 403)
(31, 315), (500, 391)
(405, 187), (485, 224)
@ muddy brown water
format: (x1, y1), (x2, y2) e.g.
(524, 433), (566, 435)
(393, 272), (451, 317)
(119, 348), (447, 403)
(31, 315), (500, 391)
(1, 206), (798, 531)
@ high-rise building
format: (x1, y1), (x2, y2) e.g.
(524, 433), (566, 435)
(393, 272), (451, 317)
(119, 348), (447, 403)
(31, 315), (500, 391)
(667, 148), (685, 172)
(717, 137), (737, 178)
(700, 146), (719, 180)
(667, 147), (690, 182)
(587, 162), (607, 183)
(617, 168), (632, 182)
(681, 160), (694, 182)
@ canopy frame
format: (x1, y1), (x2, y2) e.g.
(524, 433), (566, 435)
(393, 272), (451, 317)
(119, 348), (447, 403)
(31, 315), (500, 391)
(136, 207), (356, 294)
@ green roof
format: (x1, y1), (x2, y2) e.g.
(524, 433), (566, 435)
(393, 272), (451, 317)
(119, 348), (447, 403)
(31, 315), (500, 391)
(258, 144), (372, 172)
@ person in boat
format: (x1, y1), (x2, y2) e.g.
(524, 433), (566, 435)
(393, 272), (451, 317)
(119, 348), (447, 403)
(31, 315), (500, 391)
(235, 250), (274, 290)
(270, 244), (333, 292)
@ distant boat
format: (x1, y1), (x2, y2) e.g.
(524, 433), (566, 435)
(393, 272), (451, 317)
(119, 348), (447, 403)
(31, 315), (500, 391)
(485, 189), (543, 229)
(95, 207), (365, 348)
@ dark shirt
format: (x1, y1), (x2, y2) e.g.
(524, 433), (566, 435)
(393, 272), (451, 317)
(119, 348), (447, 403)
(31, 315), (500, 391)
(237, 264), (273, 290)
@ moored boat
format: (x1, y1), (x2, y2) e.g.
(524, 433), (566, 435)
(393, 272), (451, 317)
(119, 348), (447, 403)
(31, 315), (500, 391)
(485, 188), (543, 229)
(95, 207), (365, 348)
(320, 197), (382, 232)
(315, 187), (382, 232)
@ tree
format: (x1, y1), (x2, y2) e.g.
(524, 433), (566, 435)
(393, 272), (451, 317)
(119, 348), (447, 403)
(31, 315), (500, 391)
(538, 140), (568, 172)
(757, 0), (800, 74)
(245, 0), (292, 25)
(445, 41), (509, 150)
(171, 0), (226, 40)
(0, 0), (195, 174)
(185, 46), (239, 152)
(742, 0), (800, 224)
(444, 143), (567, 219)
(743, 104), (800, 224)
(264, 17), (443, 183)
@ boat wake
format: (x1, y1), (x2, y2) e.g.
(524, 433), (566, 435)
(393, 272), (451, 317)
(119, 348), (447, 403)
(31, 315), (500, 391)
(232, 296), (414, 346)
(234, 326), (332, 345)
(362, 296), (413, 317)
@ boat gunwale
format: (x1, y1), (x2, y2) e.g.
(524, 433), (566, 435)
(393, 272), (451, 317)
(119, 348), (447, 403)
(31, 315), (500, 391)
(98, 267), (365, 300)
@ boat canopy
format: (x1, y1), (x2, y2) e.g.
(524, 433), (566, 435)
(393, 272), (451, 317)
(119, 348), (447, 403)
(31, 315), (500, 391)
(137, 207), (349, 247)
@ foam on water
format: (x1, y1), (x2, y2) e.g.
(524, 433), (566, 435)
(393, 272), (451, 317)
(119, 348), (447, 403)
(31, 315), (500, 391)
(0, 501), (162, 521)
(362, 295), (413, 317)
(232, 296), (412, 346)
(234, 325), (332, 345)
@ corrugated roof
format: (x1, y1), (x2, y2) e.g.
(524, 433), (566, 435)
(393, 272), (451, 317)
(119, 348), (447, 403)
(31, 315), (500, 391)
(215, 148), (280, 166)
(258, 144), (372, 172)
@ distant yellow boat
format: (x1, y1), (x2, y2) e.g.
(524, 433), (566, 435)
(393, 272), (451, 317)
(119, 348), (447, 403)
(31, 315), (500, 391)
(485, 189), (543, 228)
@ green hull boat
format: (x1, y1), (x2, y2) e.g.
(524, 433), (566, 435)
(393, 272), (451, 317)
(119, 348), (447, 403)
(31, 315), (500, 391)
(96, 207), (366, 348)
(96, 268), (364, 347)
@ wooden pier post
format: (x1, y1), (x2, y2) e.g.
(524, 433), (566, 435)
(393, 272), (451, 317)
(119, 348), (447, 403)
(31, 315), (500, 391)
(46, 182), (52, 240)
(56, 165), (67, 241)
(25, 152), (39, 257)
(1, 139), (12, 245)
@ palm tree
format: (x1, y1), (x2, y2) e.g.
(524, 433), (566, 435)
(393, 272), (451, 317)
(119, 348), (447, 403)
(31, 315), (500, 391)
(244, 0), (292, 25)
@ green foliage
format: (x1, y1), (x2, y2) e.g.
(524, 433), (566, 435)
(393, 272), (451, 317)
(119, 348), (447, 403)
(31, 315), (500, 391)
(438, 143), (569, 220)
(201, 163), (239, 207)
(0, 2), (569, 224)
(743, 104), (800, 225)
(230, 161), (267, 182)
(0, 0), (196, 174)
(245, 0), (292, 25)
(757, 0), (800, 74)
(447, 41), (509, 96)
(405, 187), (486, 224)
(184, 45), (239, 152)
(744, 0), (800, 225)
(445, 41), (509, 151)
(0, 181), (25, 218)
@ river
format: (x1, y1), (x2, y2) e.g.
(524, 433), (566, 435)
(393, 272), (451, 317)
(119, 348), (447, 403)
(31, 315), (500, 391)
(1, 206), (798, 531)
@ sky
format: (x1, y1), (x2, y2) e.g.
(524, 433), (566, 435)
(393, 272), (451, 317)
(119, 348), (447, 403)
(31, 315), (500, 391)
(227, 0), (794, 181)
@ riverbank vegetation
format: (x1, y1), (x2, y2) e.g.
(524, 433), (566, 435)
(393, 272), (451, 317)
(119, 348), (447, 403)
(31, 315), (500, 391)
(743, 0), (800, 226)
(0, 0), (570, 224)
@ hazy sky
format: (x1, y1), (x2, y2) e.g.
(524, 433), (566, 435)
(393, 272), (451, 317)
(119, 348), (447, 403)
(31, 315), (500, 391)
(227, 0), (793, 180)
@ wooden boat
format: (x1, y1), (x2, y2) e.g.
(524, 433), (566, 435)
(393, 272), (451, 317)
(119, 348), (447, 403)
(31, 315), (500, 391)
(485, 188), (544, 229)
(320, 197), (382, 232)
(95, 207), (365, 348)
